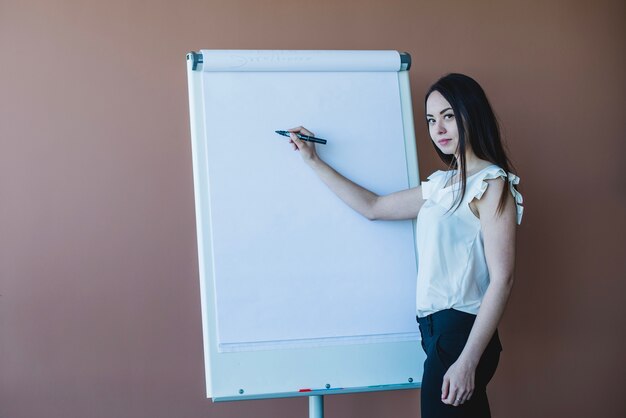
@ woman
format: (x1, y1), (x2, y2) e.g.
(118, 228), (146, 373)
(287, 73), (523, 418)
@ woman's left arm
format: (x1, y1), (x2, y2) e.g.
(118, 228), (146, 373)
(441, 177), (518, 406)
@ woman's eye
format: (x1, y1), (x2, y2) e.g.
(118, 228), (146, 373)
(427, 118), (435, 124)
(444, 113), (455, 119)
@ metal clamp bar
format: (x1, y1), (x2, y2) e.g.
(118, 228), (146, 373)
(186, 51), (203, 71)
(400, 52), (411, 71)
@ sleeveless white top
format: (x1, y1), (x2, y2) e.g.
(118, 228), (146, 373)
(415, 165), (524, 318)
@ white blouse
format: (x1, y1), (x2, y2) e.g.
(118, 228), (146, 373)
(415, 165), (524, 318)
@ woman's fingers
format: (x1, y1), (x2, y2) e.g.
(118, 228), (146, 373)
(442, 380), (469, 406)
(444, 387), (472, 406)
(289, 133), (304, 148)
(288, 126), (315, 137)
(447, 389), (458, 405)
(286, 126), (318, 164)
(290, 132), (315, 151)
(454, 390), (466, 406)
(444, 388), (462, 406)
(440, 376), (450, 401)
(290, 133), (310, 154)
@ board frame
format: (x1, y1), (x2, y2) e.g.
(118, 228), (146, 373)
(186, 50), (424, 401)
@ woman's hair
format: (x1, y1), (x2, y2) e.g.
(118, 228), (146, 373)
(425, 73), (515, 216)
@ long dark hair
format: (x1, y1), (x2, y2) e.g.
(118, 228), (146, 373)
(425, 73), (515, 216)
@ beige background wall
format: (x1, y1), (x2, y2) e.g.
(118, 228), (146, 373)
(1, 1), (624, 417)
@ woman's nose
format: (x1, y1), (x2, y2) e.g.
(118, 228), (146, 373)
(436, 120), (447, 134)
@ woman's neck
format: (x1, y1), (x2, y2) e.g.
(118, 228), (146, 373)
(455, 151), (488, 175)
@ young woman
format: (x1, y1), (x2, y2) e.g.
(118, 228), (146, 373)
(287, 73), (523, 418)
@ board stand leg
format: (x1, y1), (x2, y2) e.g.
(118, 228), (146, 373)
(309, 395), (324, 418)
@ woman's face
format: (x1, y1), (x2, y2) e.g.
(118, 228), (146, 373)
(426, 91), (459, 155)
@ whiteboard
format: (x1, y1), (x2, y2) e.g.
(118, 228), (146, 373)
(186, 50), (425, 401)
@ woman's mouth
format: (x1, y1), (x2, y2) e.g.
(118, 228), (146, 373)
(438, 139), (452, 146)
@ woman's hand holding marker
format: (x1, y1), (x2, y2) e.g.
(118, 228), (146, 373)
(288, 126), (319, 165)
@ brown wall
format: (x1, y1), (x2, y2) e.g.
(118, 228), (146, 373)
(1, 1), (624, 417)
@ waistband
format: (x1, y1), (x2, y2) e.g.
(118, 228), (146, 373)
(416, 308), (477, 336)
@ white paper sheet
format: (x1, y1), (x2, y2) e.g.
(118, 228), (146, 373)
(200, 52), (417, 351)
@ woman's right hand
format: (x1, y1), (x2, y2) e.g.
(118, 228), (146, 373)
(288, 126), (319, 165)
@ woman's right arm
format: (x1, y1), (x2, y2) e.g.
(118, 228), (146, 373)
(288, 127), (424, 221)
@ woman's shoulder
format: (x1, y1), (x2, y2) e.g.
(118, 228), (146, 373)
(471, 164), (521, 187)
(470, 164), (524, 225)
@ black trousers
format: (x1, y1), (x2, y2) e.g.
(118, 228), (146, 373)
(416, 309), (502, 418)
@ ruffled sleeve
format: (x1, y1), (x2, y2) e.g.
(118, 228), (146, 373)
(421, 170), (443, 200)
(473, 167), (524, 225)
